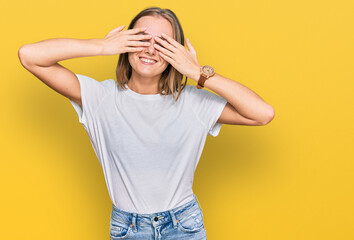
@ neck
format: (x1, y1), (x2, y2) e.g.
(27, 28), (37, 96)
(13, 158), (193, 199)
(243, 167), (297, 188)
(128, 72), (161, 94)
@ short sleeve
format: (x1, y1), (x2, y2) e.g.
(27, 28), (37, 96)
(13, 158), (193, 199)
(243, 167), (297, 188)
(188, 85), (228, 137)
(69, 73), (115, 124)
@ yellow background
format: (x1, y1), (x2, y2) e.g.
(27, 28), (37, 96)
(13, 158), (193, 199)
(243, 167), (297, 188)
(2, 0), (354, 239)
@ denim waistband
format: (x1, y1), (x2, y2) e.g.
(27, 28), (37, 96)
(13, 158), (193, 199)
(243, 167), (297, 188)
(111, 193), (203, 229)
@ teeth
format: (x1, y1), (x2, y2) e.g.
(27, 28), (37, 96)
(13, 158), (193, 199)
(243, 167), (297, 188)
(140, 57), (156, 63)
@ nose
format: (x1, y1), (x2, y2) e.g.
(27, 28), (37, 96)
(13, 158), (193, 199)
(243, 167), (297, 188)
(144, 36), (157, 55)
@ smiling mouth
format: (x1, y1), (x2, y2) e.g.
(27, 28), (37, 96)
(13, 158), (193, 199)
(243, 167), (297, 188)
(139, 57), (157, 64)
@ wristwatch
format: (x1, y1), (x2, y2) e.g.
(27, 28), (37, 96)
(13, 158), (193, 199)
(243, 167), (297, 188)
(197, 65), (215, 89)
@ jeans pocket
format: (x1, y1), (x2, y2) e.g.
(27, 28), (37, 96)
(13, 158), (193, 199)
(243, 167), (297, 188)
(110, 214), (132, 239)
(177, 206), (205, 233)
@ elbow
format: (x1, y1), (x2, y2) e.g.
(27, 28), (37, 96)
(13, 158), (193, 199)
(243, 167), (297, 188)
(260, 106), (275, 125)
(18, 44), (28, 61)
(18, 44), (34, 69)
(18, 45), (28, 66)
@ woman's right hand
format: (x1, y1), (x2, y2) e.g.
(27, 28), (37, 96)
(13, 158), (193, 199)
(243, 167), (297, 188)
(99, 25), (152, 56)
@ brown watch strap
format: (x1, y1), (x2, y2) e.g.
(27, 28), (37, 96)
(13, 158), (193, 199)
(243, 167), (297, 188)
(197, 74), (208, 89)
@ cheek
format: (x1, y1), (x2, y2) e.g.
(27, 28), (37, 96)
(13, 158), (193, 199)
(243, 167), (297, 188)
(128, 53), (140, 66)
(159, 57), (167, 64)
(128, 53), (134, 64)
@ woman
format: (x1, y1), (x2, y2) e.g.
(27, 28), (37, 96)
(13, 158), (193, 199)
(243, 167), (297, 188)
(18, 6), (274, 240)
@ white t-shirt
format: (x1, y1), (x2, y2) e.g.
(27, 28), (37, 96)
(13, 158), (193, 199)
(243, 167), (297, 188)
(69, 73), (227, 214)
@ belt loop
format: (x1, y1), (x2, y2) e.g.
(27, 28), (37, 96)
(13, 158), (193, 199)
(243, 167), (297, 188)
(168, 210), (178, 229)
(131, 213), (137, 232)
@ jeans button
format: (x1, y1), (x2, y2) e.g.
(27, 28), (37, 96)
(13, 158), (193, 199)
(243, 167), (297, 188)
(154, 216), (158, 221)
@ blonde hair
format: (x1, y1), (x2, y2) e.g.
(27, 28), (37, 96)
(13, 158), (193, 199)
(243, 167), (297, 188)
(115, 7), (189, 101)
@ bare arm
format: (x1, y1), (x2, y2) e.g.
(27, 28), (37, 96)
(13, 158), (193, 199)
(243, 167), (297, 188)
(18, 38), (102, 67)
(193, 72), (275, 126)
(18, 38), (103, 108)
(17, 25), (152, 108)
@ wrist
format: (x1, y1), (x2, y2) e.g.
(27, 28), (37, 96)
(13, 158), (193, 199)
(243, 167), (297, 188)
(91, 38), (104, 56)
(192, 64), (202, 82)
(195, 64), (216, 89)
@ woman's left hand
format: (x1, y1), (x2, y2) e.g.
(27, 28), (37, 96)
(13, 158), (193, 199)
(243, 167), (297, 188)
(154, 33), (201, 81)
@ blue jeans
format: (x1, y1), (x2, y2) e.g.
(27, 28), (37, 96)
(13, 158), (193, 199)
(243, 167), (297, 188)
(109, 194), (207, 239)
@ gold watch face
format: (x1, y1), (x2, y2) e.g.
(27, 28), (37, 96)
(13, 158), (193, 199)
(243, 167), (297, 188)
(201, 65), (215, 75)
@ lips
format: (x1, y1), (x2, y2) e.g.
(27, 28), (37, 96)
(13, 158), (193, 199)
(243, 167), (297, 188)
(140, 56), (157, 61)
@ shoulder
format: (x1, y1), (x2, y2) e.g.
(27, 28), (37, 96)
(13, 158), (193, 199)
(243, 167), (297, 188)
(183, 84), (213, 98)
(101, 78), (117, 88)
(182, 84), (195, 95)
(182, 84), (211, 101)
(75, 74), (116, 95)
(75, 74), (115, 86)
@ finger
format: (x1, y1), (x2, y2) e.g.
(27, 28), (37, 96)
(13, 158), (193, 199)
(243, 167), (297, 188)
(157, 49), (173, 63)
(127, 40), (151, 47)
(107, 25), (125, 35)
(186, 38), (197, 57)
(127, 33), (152, 41)
(160, 33), (181, 49)
(153, 43), (174, 59)
(154, 36), (176, 53)
(125, 27), (147, 35)
(125, 46), (145, 52)
(113, 25), (125, 32)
